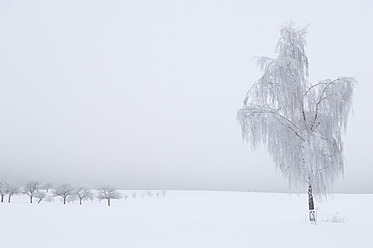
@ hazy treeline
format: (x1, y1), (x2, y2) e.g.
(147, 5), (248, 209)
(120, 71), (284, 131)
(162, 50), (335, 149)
(0, 180), (166, 206)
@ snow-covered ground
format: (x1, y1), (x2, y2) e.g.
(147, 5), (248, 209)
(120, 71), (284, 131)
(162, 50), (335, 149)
(1, 191), (372, 248)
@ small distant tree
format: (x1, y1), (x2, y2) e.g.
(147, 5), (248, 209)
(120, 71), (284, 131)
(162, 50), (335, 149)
(34, 191), (47, 204)
(75, 187), (94, 205)
(0, 181), (9, 203)
(7, 184), (20, 203)
(97, 186), (121, 206)
(23, 181), (41, 203)
(53, 184), (75, 204)
(161, 190), (166, 197)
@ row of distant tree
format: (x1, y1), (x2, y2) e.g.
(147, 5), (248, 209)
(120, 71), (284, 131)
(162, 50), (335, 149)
(0, 181), (166, 206)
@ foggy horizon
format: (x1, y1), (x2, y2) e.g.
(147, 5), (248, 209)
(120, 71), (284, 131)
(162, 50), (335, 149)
(1, 0), (372, 193)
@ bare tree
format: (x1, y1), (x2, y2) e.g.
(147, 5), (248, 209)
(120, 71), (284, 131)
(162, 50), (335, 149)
(23, 181), (41, 203)
(161, 190), (166, 197)
(75, 187), (94, 205)
(97, 186), (121, 206)
(237, 23), (356, 222)
(0, 181), (9, 203)
(7, 184), (20, 203)
(53, 184), (75, 204)
(34, 191), (47, 204)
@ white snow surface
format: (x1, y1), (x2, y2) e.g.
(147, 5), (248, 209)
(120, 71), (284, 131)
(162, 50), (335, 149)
(1, 191), (372, 248)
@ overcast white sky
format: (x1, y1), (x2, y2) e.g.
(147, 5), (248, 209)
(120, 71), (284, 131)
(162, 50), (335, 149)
(0, 0), (372, 192)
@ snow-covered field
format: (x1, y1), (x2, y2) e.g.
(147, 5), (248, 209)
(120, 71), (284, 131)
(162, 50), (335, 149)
(1, 191), (372, 248)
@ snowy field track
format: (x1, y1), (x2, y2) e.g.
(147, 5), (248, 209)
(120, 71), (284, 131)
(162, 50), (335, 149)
(1, 191), (372, 248)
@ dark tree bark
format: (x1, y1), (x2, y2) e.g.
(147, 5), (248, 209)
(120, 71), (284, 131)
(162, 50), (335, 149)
(1, 195), (4, 203)
(37, 198), (42, 204)
(8, 194), (11, 203)
(108, 198), (111, 206)
(308, 184), (316, 222)
(30, 196), (33, 204)
(79, 198), (82, 205)
(63, 197), (66, 204)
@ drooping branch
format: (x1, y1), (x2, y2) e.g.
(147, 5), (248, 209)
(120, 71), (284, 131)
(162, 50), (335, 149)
(310, 77), (355, 131)
(239, 106), (305, 142)
(303, 82), (327, 98)
(243, 79), (283, 105)
(311, 94), (337, 131)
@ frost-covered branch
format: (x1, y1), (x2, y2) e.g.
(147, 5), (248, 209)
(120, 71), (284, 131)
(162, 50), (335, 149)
(238, 106), (304, 142)
(303, 82), (327, 97)
(309, 77), (356, 132)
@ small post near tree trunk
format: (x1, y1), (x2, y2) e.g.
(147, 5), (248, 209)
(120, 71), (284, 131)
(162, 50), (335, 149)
(308, 184), (315, 222)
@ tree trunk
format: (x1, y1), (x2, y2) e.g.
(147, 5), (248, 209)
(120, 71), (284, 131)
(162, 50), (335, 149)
(30, 196), (33, 204)
(63, 197), (66, 204)
(8, 194), (11, 203)
(80, 198), (82, 205)
(308, 184), (316, 222)
(108, 198), (110, 206)
(1, 195), (4, 203)
(38, 198), (42, 204)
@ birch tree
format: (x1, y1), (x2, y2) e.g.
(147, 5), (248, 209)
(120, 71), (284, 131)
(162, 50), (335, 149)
(237, 23), (356, 222)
